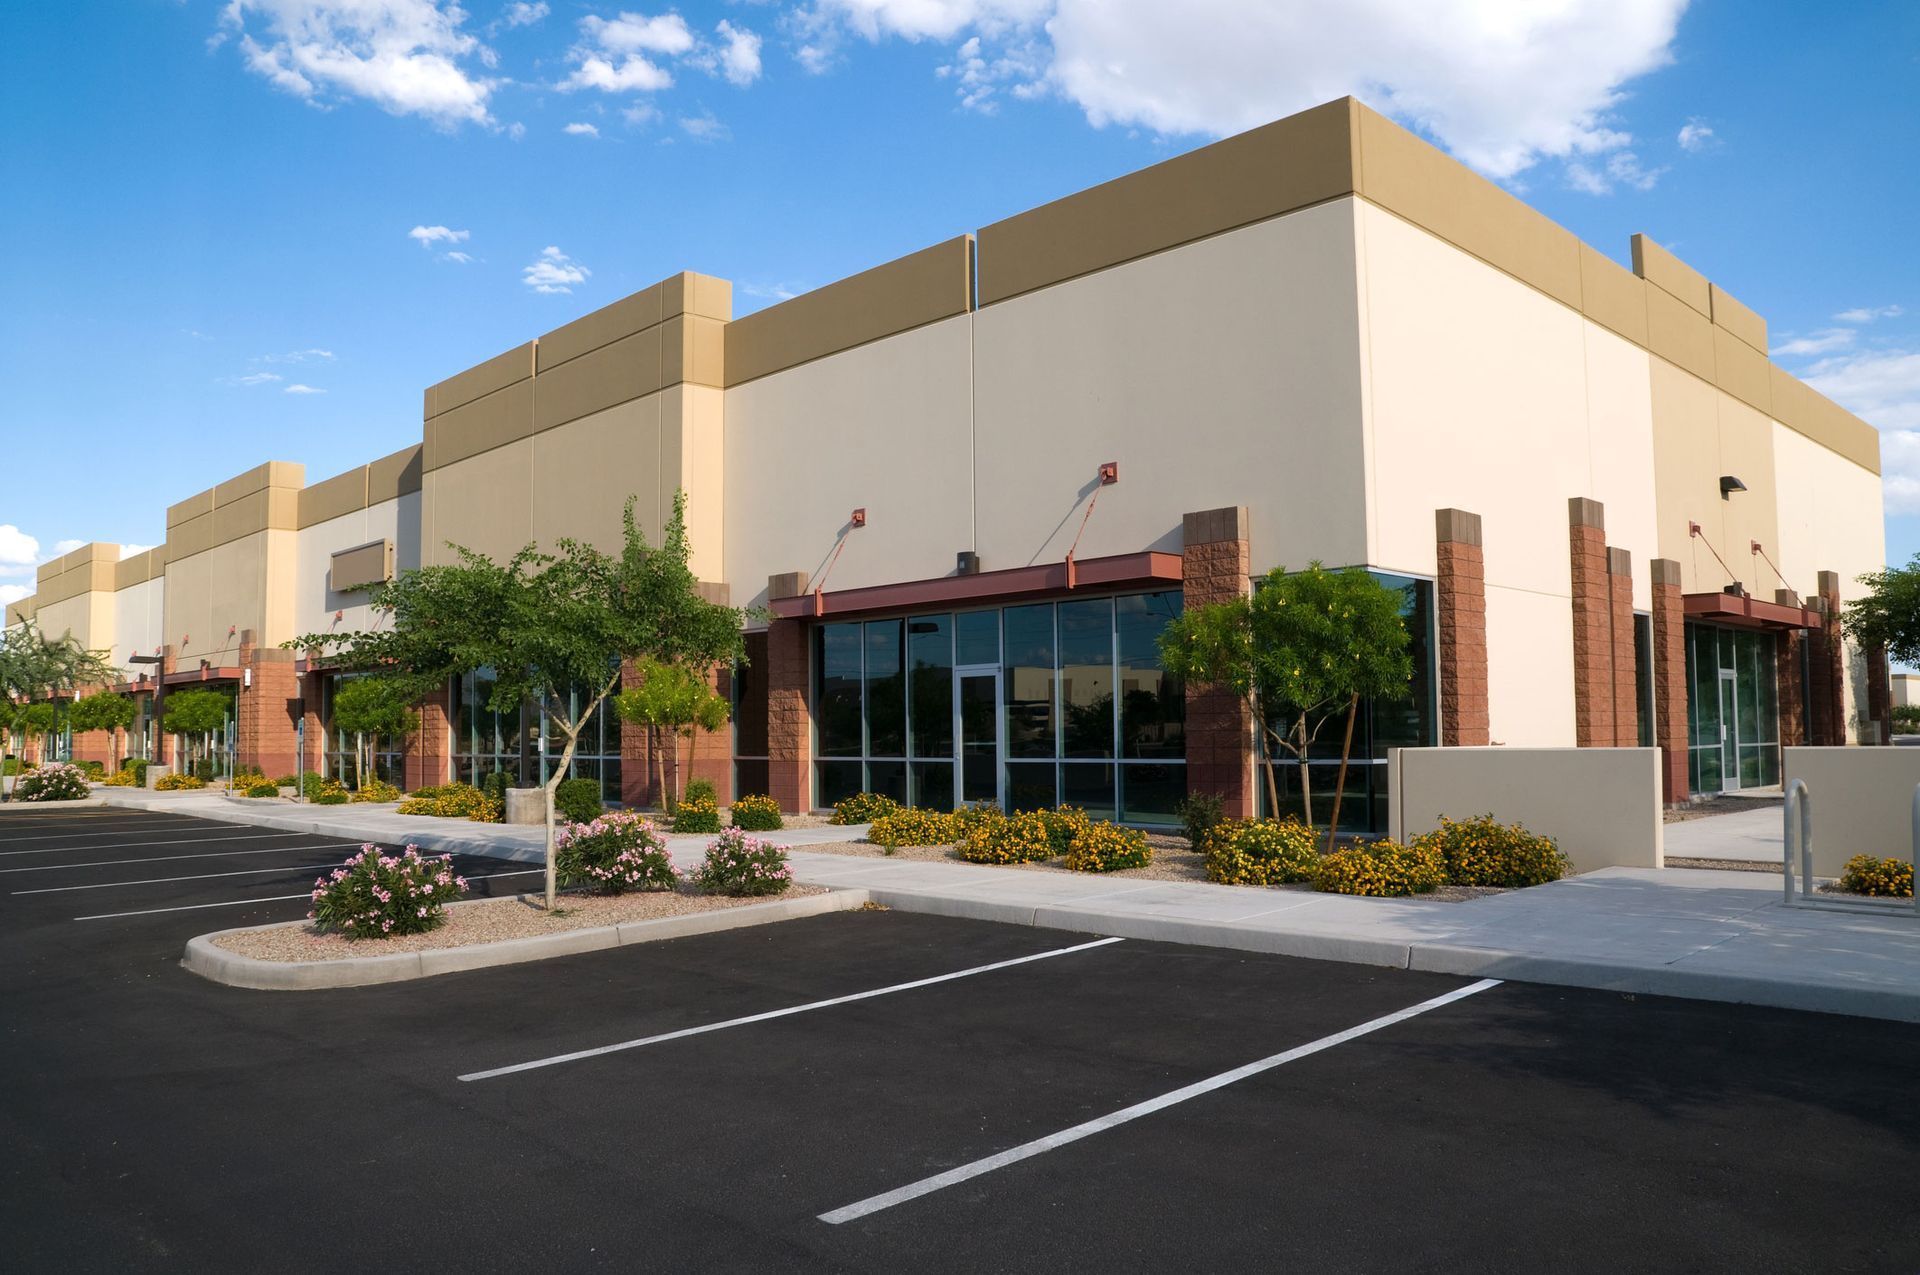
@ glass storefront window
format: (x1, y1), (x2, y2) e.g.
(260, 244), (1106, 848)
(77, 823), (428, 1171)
(865, 620), (905, 758)
(816, 624), (863, 758)
(1003, 604), (1057, 759)
(908, 616), (953, 759)
(1117, 592), (1184, 759)
(1058, 598), (1115, 759)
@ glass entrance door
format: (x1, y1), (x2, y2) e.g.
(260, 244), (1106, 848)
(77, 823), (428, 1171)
(955, 664), (1001, 808)
(1718, 671), (1738, 791)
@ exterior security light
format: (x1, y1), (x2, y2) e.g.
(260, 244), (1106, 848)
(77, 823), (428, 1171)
(1719, 475), (1747, 499)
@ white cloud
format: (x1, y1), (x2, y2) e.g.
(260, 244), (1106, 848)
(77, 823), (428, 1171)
(0, 526), (40, 570)
(52, 540), (85, 556)
(497, 1), (548, 29)
(507, 120), (526, 139)
(1773, 329), (1857, 359)
(409, 223), (470, 246)
(523, 245), (589, 294)
(284, 383), (327, 394)
(793, 0), (1686, 181)
(444, 249), (474, 263)
(257, 348), (335, 363)
(1677, 117), (1715, 152)
(708, 20), (764, 86)
(741, 281), (806, 302)
(118, 544), (157, 560)
(217, 0), (498, 128)
(585, 11), (695, 55)
(679, 111), (730, 141)
(1835, 305), (1904, 325)
(0, 584), (28, 607)
(220, 370), (284, 386)
(564, 121), (601, 136)
(623, 101), (661, 127)
(1797, 347), (1920, 516)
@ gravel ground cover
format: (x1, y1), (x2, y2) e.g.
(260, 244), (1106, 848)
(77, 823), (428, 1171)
(213, 884), (826, 962)
(806, 835), (1508, 901)
(1666, 856), (1779, 873)
(1664, 795), (1784, 824)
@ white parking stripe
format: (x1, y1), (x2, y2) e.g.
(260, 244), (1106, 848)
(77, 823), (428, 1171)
(18, 862), (369, 894)
(71, 868), (545, 920)
(817, 978), (1505, 1225)
(458, 936), (1128, 1083)
(0, 832), (317, 859)
(0, 823), (232, 843)
(0, 843), (369, 874)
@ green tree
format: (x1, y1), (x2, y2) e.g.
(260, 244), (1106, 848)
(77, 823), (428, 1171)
(1844, 553), (1920, 670)
(615, 658), (731, 811)
(329, 677), (414, 789)
(0, 618), (119, 795)
(68, 691), (138, 772)
(292, 491), (749, 910)
(18, 703), (56, 763)
(164, 688), (232, 774)
(1159, 563), (1412, 845)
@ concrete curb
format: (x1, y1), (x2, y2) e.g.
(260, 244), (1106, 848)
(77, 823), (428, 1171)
(183, 888), (870, 991)
(0, 798), (108, 813)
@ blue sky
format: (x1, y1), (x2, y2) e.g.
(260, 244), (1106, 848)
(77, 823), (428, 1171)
(2, 0), (1916, 612)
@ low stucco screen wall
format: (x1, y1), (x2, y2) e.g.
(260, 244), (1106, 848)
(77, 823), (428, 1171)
(1387, 747), (1664, 873)
(1783, 747), (1920, 878)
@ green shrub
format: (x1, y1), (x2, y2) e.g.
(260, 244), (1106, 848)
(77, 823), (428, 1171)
(480, 770), (510, 802)
(688, 827), (792, 896)
(350, 777), (402, 803)
(830, 791), (901, 825)
(683, 777), (718, 806)
(309, 844), (466, 938)
(1037, 805), (1092, 856)
(74, 760), (107, 780)
(123, 759), (150, 785)
(1312, 839), (1445, 897)
(1203, 817), (1319, 886)
(155, 772), (207, 791)
(957, 809), (1051, 864)
(556, 811), (677, 894)
(313, 790), (349, 805)
(272, 774), (298, 788)
(102, 768), (138, 787)
(298, 771), (329, 799)
(397, 782), (503, 822)
(1, 759), (31, 776)
(1065, 821), (1153, 873)
(1838, 854), (1914, 898)
(672, 794), (722, 833)
(1176, 791), (1225, 849)
(245, 780), (280, 798)
(870, 807), (961, 849)
(554, 777), (603, 824)
(16, 763), (91, 801)
(730, 793), (784, 831)
(1412, 814), (1569, 888)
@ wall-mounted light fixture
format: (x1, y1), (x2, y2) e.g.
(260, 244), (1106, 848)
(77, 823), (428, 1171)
(1719, 475), (1747, 500)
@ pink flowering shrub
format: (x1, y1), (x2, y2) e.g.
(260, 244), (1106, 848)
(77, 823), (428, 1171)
(15, 762), (92, 801)
(309, 844), (466, 939)
(555, 811), (678, 895)
(689, 827), (793, 897)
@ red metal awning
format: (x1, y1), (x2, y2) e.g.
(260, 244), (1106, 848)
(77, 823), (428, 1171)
(768, 551), (1183, 621)
(1683, 591), (1822, 631)
(163, 665), (243, 686)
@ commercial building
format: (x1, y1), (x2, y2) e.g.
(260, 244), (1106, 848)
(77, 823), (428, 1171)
(5, 98), (1894, 821)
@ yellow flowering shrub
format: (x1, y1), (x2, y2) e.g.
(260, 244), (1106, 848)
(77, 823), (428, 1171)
(869, 807), (960, 848)
(1312, 838), (1445, 897)
(729, 793), (784, 831)
(1037, 804), (1092, 856)
(671, 794), (722, 834)
(350, 778), (402, 803)
(830, 792), (901, 825)
(155, 772), (207, 791)
(958, 809), (1057, 864)
(1065, 820), (1152, 873)
(398, 782), (503, 823)
(1202, 817), (1319, 885)
(1412, 814), (1568, 887)
(1838, 854), (1913, 898)
(102, 769), (138, 787)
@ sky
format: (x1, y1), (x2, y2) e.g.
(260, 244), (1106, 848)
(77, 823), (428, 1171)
(2, 0), (1917, 620)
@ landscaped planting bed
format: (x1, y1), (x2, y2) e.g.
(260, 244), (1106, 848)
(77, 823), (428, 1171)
(212, 885), (828, 963)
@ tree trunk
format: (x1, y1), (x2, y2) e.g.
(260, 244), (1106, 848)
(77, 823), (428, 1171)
(1296, 714), (1314, 827)
(678, 728), (693, 806)
(1325, 694), (1360, 854)
(651, 724), (673, 814)
(1258, 727), (1282, 822)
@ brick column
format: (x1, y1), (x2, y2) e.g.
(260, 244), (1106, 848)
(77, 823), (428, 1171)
(1808, 571), (1846, 745)
(1182, 506), (1254, 818)
(1650, 559), (1689, 803)
(1569, 498), (1613, 748)
(686, 664), (735, 805)
(1774, 592), (1808, 748)
(1608, 548), (1638, 747)
(765, 572), (812, 814)
(156, 647), (177, 768)
(404, 682), (452, 789)
(236, 630), (301, 778)
(1866, 643), (1893, 747)
(619, 659), (661, 808)
(1435, 509), (1489, 747)
(299, 669), (326, 775)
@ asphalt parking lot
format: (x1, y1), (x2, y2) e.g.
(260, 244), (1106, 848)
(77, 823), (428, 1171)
(5, 807), (1920, 1272)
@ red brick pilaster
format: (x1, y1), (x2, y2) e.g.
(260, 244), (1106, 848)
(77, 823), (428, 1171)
(687, 664), (735, 805)
(1435, 509), (1489, 747)
(1569, 498), (1613, 748)
(1650, 558), (1689, 803)
(404, 682), (451, 789)
(766, 613), (812, 815)
(1774, 592), (1808, 748)
(619, 658), (659, 808)
(1182, 506), (1254, 818)
(236, 630), (301, 779)
(1608, 547), (1638, 747)
(1866, 642), (1892, 746)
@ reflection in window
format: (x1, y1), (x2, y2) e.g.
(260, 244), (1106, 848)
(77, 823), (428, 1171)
(1003, 604), (1056, 759)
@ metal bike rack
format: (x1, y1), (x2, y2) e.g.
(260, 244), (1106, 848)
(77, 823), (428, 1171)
(1782, 778), (1920, 916)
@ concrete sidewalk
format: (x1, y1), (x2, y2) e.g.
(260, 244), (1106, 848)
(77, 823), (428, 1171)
(1665, 805), (1787, 863)
(97, 788), (1920, 1023)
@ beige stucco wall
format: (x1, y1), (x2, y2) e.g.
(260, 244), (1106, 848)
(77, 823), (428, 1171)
(111, 577), (164, 674)
(294, 493), (419, 641)
(164, 528), (297, 667)
(1389, 746), (1664, 872)
(1355, 201), (1662, 746)
(1783, 747), (1920, 877)
(1894, 674), (1918, 709)
(724, 315), (977, 610)
(972, 199), (1370, 575)
(31, 592), (110, 656)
